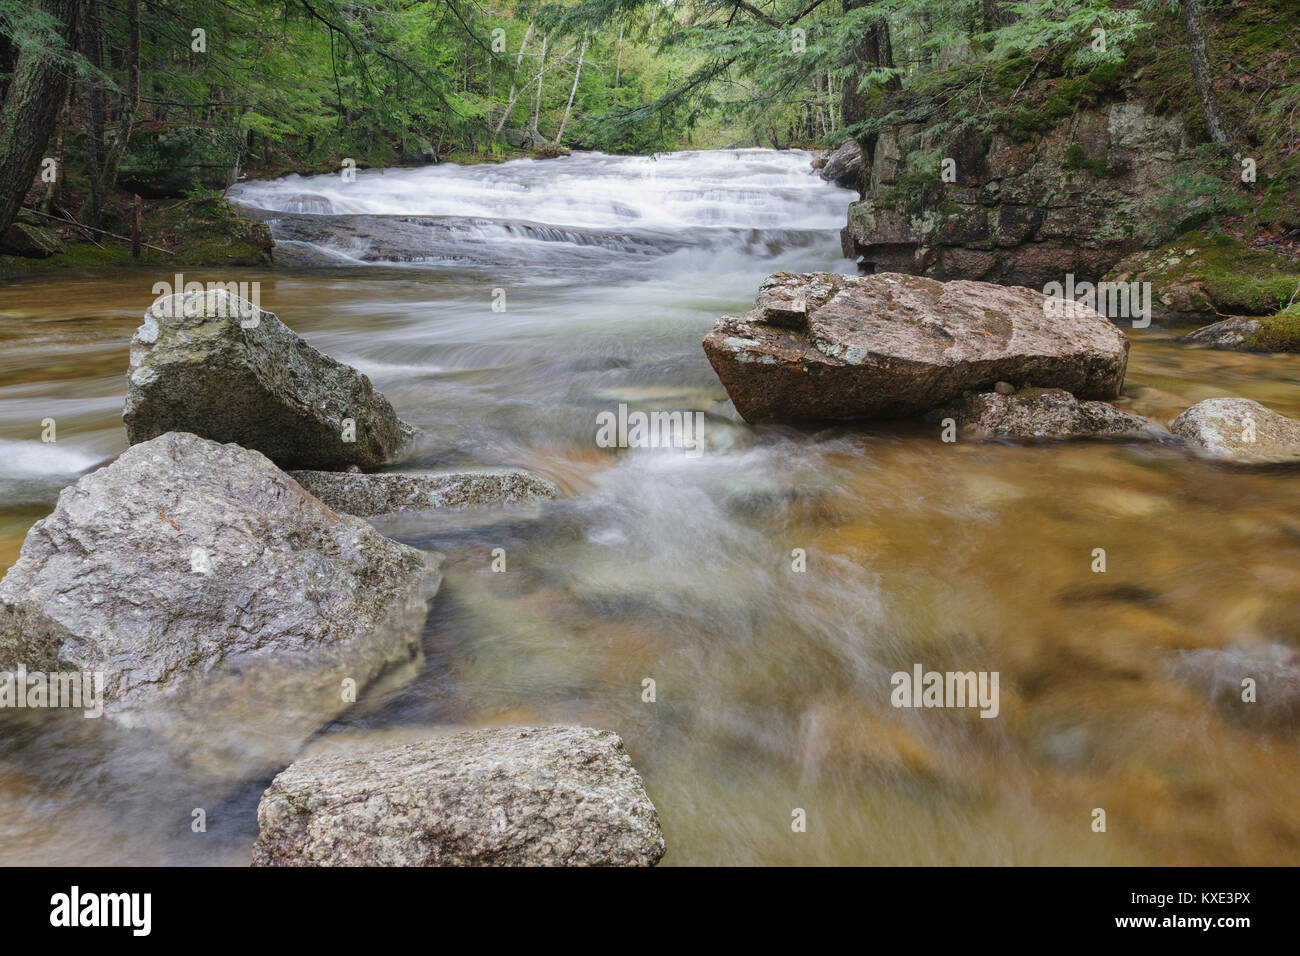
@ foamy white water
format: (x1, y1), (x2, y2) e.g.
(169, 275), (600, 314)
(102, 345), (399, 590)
(228, 149), (857, 270)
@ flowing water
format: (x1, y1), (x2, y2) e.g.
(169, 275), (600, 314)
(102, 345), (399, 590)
(1, 149), (1298, 865)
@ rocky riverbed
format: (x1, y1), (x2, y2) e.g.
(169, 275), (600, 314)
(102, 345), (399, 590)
(0, 149), (1298, 866)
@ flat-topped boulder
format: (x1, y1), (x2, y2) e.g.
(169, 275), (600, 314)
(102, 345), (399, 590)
(0, 432), (440, 776)
(251, 726), (666, 866)
(123, 289), (413, 470)
(930, 387), (1166, 442)
(702, 271), (1130, 423)
(1170, 398), (1300, 464)
(289, 468), (560, 518)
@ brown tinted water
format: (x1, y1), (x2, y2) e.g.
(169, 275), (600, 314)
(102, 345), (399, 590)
(0, 150), (1297, 865)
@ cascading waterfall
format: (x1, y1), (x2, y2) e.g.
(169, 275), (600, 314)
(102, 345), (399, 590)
(227, 149), (857, 270)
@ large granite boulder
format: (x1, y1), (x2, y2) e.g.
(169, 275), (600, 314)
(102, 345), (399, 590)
(289, 468), (560, 518)
(0, 221), (63, 258)
(0, 432), (441, 775)
(929, 386), (1165, 442)
(251, 726), (666, 866)
(123, 289), (413, 470)
(703, 271), (1130, 423)
(1170, 398), (1300, 464)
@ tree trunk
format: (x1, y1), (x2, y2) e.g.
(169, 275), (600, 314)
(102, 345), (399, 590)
(841, 0), (899, 183)
(553, 34), (587, 147)
(0, 0), (80, 239)
(529, 35), (547, 143)
(615, 21), (624, 91)
(1182, 0), (1229, 145)
(78, 0), (107, 227)
(981, 0), (1018, 32)
(493, 22), (534, 135)
(99, 0), (140, 194)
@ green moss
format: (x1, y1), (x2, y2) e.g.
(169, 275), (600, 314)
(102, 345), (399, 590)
(1244, 303), (1300, 352)
(1063, 144), (1110, 177)
(0, 197), (271, 278)
(1108, 231), (1300, 316)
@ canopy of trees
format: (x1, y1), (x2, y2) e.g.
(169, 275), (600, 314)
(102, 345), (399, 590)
(0, 0), (1291, 240)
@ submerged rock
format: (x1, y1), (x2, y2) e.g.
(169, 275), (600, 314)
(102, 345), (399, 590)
(0, 432), (441, 776)
(1169, 643), (1300, 730)
(123, 289), (413, 470)
(817, 140), (864, 191)
(702, 271), (1130, 423)
(289, 468), (561, 517)
(1170, 398), (1300, 464)
(930, 387), (1165, 441)
(251, 726), (665, 866)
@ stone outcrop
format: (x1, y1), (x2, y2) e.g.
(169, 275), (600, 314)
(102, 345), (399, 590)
(702, 271), (1130, 423)
(841, 101), (1189, 287)
(288, 468), (561, 517)
(251, 726), (665, 866)
(123, 289), (413, 470)
(930, 387), (1165, 441)
(1170, 398), (1300, 464)
(0, 432), (441, 774)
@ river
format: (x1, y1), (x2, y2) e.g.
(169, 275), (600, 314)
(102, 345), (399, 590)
(1, 148), (1298, 865)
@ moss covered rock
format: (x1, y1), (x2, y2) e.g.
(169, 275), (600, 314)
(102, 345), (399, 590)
(1105, 232), (1300, 323)
(0, 221), (64, 258)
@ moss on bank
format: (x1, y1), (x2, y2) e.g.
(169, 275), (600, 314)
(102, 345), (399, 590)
(1245, 302), (1300, 352)
(0, 196), (272, 278)
(853, 0), (1299, 240)
(1106, 231), (1300, 317)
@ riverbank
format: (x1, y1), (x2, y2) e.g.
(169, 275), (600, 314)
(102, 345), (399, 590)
(0, 143), (584, 279)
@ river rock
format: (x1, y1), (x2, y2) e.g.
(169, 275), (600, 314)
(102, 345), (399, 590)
(1169, 643), (1300, 730)
(0, 432), (441, 776)
(289, 468), (561, 517)
(1182, 317), (1262, 350)
(0, 221), (63, 258)
(251, 726), (666, 866)
(929, 387), (1165, 441)
(818, 140), (864, 190)
(1170, 398), (1300, 464)
(123, 289), (413, 470)
(702, 271), (1130, 423)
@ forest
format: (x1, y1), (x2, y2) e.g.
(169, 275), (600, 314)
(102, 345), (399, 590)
(3, 0), (1295, 251)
